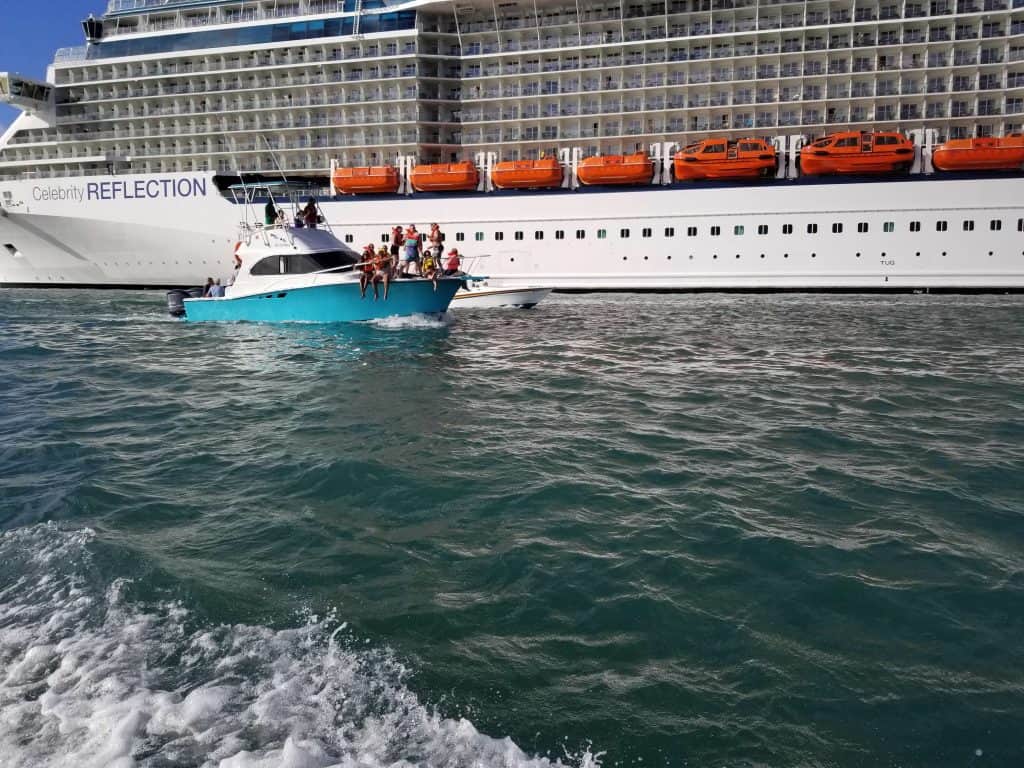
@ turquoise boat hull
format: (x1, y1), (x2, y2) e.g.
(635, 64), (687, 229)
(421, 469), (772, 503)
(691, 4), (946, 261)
(182, 278), (460, 322)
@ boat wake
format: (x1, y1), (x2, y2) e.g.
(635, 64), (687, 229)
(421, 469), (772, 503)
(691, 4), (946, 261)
(364, 311), (455, 330)
(0, 523), (600, 768)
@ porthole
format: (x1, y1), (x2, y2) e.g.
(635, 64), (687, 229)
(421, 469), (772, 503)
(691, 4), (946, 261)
(735, 254), (740, 259)
(882, 252), (886, 257)
(784, 253), (789, 258)
(942, 251), (947, 256)
(811, 252), (816, 258)
(688, 254), (693, 259)
(622, 256), (627, 260)
(760, 253), (765, 258)
(713, 254), (718, 259)
(856, 252), (861, 258)
(643, 255), (648, 260)
(668, 255), (672, 260)
(988, 250), (993, 256)
(915, 251), (920, 256)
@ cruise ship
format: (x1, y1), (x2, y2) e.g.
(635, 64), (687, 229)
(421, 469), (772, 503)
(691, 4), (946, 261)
(1, 0), (1023, 290)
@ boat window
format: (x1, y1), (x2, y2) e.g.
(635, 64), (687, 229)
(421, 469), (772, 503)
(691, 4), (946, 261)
(598, 229), (607, 239)
(807, 223), (818, 234)
(555, 230), (565, 240)
(739, 142), (761, 152)
(475, 232), (484, 241)
(963, 220), (974, 231)
(250, 255), (283, 275)
(857, 222), (869, 233)
(734, 225), (744, 235)
(515, 231), (524, 240)
(990, 219), (1001, 231)
(782, 224), (793, 234)
(703, 143), (726, 154)
(757, 225), (768, 235)
(664, 227), (675, 237)
(381, 234), (389, 243)
(936, 220), (948, 232)
(284, 251), (358, 274)
(909, 221), (921, 232)
(832, 223), (843, 234)
(576, 230), (586, 239)
(811, 138), (832, 147)
(344, 234), (354, 243)
(456, 233), (465, 242)
(642, 228), (652, 238)
(883, 222), (895, 232)
(1018, 218), (1024, 232)
(535, 231), (544, 240)
(683, 143), (702, 154)
(710, 226), (721, 236)
(620, 228), (630, 238)
(836, 136), (858, 147)
(494, 232), (504, 240)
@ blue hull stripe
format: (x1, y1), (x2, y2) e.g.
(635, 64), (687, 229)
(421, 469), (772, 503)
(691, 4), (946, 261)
(183, 278), (459, 322)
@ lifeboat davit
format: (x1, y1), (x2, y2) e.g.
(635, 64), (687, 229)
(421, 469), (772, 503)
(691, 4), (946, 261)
(576, 153), (653, 186)
(409, 161), (479, 192)
(932, 135), (1024, 172)
(800, 131), (915, 176)
(331, 165), (400, 195)
(491, 158), (563, 189)
(673, 138), (777, 181)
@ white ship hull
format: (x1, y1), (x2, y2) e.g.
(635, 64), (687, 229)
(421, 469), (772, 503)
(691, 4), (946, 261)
(2, 172), (1023, 290)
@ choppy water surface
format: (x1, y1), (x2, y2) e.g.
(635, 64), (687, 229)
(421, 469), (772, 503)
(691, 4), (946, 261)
(1, 289), (1023, 768)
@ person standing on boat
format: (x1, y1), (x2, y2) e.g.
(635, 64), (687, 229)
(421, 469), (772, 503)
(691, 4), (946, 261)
(428, 223), (444, 260)
(209, 278), (225, 298)
(202, 277), (214, 297)
(301, 197), (319, 229)
(401, 225), (421, 277)
(372, 245), (392, 301)
(390, 225), (403, 268)
(264, 199), (277, 226)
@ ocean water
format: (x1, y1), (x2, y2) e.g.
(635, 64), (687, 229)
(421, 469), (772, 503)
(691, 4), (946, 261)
(1, 288), (1023, 768)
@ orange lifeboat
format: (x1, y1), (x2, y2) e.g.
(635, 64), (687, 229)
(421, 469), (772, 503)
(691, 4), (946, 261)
(932, 135), (1024, 172)
(491, 158), (563, 189)
(576, 153), (653, 186)
(800, 131), (915, 176)
(409, 161), (479, 192)
(673, 138), (777, 181)
(331, 165), (400, 195)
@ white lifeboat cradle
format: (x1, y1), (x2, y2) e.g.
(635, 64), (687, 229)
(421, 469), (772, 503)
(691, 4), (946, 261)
(168, 181), (461, 322)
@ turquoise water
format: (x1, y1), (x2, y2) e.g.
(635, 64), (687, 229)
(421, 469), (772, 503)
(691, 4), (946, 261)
(1, 289), (1023, 767)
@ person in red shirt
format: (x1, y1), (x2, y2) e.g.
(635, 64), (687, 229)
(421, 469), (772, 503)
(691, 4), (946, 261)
(359, 243), (375, 298)
(443, 248), (461, 276)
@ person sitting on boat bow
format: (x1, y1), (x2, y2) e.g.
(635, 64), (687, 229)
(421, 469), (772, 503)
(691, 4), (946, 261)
(358, 243), (376, 298)
(443, 248), (461, 276)
(372, 246), (392, 301)
(421, 248), (439, 291)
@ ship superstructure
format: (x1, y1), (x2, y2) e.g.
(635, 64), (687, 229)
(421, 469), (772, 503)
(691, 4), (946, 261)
(2, 0), (1023, 180)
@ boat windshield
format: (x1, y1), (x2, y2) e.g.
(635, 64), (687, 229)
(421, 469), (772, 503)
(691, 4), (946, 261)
(250, 250), (358, 276)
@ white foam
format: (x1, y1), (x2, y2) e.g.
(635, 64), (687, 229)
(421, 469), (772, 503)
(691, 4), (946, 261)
(364, 311), (455, 331)
(0, 523), (601, 768)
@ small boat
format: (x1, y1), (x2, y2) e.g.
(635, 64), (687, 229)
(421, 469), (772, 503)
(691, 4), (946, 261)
(490, 158), (563, 189)
(932, 135), (1024, 172)
(451, 280), (552, 309)
(576, 153), (653, 186)
(172, 225), (459, 323)
(673, 138), (777, 181)
(799, 131), (915, 175)
(332, 165), (400, 195)
(409, 161), (479, 192)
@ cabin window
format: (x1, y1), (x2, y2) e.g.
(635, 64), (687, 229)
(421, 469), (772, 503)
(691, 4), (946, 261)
(495, 232), (504, 240)
(758, 225), (768, 235)
(782, 224), (793, 234)
(535, 231), (544, 239)
(456, 232), (465, 241)
(1018, 218), (1024, 231)
(836, 136), (858, 147)
(475, 232), (485, 241)
(687, 226), (697, 236)
(285, 251), (357, 274)
(515, 231), (524, 240)
(936, 220), (948, 232)
(807, 223), (818, 234)
(963, 220), (974, 231)
(883, 221), (895, 232)
(990, 219), (1001, 231)
(642, 228), (652, 238)
(550, 230), (562, 240)
(344, 234), (354, 243)
(909, 221), (921, 232)
(576, 229), (586, 239)
(832, 223), (843, 234)
(598, 229), (607, 238)
(734, 225), (744, 235)
(710, 226), (721, 236)
(857, 222), (869, 233)
(664, 227), (675, 237)
(382, 233), (390, 243)
(620, 228), (630, 237)
(250, 255), (283, 275)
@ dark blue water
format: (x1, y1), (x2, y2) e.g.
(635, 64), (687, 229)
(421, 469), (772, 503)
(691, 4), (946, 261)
(1, 289), (1023, 767)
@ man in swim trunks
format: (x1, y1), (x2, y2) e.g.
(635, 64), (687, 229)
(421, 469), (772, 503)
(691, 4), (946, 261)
(372, 246), (392, 300)
(359, 243), (375, 298)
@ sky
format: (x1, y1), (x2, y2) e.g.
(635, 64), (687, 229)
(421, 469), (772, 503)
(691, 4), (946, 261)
(1, 1), (106, 131)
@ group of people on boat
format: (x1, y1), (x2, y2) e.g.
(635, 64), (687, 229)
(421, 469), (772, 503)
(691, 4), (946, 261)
(358, 221), (463, 300)
(264, 197), (322, 229)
